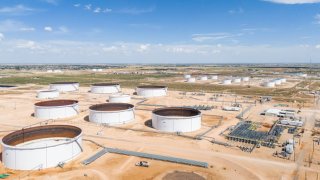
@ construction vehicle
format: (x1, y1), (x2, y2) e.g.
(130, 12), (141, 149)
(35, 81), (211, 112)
(135, 161), (150, 167)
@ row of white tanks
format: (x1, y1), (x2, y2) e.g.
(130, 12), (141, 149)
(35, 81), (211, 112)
(263, 78), (286, 88)
(222, 77), (250, 85)
(184, 74), (218, 83)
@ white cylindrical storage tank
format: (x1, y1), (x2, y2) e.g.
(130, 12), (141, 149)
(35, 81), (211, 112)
(274, 79), (282, 85)
(200, 76), (208, 81)
(222, 79), (232, 85)
(233, 78), (241, 83)
(280, 78), (286, 83)
(187, 77), (196, 83)
(1, 125), (82, 170)
(184, 74), (191, 79)
(210, 75), (218, 80)
(49, 82), (79, 92)
(152, 107), (201, 132)
(89, 103), (134, 125)
(264, 81), (275, 88)
(34, 100), (79, 119)
(136, 86), (167, 98)
(37, 89), (59, 99)
(242, 77), (250, 82)
(109, 94), (131, 103)
(90, 83), (121, 94)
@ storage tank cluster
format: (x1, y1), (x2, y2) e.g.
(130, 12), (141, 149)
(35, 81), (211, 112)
(34, 99), (79, 119)
(187, 77), (196, 83)
(136, 85), (167, 98)
(263, 78), (286, 88)
(152, 107), (201, 132)
(199, 76), (208, 81)
(89, 103), (135, 125)
(210, 75), (218, 80)
(49, 82), (79, 92)
(1, 125), (82, 170)
(90, 83), (121, 94)
(242, 77), (250, 82)
(232, 78), (241, 83)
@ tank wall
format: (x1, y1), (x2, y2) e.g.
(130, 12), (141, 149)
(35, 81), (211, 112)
(35, 104), (79, 119)
(37, 91), (59, 99)
(109, 95), (131, 103)
(136, 88), (167, 98)
(49, 84), (79, 92)
(91, 85), (121, 94)
(2, 136), (82, 170)
(89, 109), (134, 125)
(152, 114), (201, 132)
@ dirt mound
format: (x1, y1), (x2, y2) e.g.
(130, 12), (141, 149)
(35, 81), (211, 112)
(163, 171), (205, 180)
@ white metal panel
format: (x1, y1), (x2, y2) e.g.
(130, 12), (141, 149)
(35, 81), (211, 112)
(136, 87), (167, 98)
(89, 108), (134, 125)
(2, 136), (82, 170)
(109, 94), (131, 103)
(152, 113), (201, 132)
(37, 90), (59, 99)
(91, 85), (121, 94)
(49, 83), (79, 92)
(35, 103), (79, 119)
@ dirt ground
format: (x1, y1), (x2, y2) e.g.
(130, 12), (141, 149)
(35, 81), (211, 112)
(0, 82), (318, 180)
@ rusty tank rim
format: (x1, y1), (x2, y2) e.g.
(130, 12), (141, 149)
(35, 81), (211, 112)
(35, 99), (78, 107)
(1, 125), (82, 148)
(152, 107), (201, 118)
(89, 103), (134, 112)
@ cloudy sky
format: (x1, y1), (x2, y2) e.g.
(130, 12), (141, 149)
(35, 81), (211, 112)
(0, 0), (320, 63)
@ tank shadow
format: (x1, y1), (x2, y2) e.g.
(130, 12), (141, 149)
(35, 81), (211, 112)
(84, 115), (89, 122)
(30, 113), (34, 117)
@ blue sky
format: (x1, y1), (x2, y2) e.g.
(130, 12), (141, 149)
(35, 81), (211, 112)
(0, 0), (320, 63)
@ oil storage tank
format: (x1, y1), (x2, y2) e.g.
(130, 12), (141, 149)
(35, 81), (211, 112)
(136, 85), (167, 98)
(152, 107), (201, 132)
(49, 82), (79, 92)
(89, 103), (134, 125)
(199, 76), (208, 81)
(187, 77), (196, 83)
(222, 79), (232, 85)
(242, 77), (250, 82)
(264, 81), (275, 88)
(109, 94), (131, 103)
(37, 89), (59, 99)
(34, 100), (79, 119)
(90, 83), (121, 94)
(184, 74), (191, 79)
(1, 125), (82, 170)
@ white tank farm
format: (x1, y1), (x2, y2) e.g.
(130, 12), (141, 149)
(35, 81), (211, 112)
(109, 94), (131, 103)
(264, 81), (275, 87)
(89, 103), (134, 125)
(210, 75), (218, 80)
(37, 89), (59, 99)
(184, 74), (191, 79)
(49, 82), (79, 92)
(136, 85), (167, 98)
(199, 76), (208, 81)
(90, 83), (121, 94)
(1, 125), (82, 170)
(242, 77), (250, 82)
(152, 107), (201, 132)
(187, 77), (196, 83)
(233, 78), (241, 83)
(222, 79), (232, 85)
(34, 100), (79, 119)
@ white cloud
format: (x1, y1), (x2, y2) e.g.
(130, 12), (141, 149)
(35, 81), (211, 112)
(20, 27), (35, 32)
(44, 26), (53, 32)
(117, 7), (154, 15)
(58, 26), (69, 33)
(228, 7), (244, 14)
(0, 33), (4, 41)
(315, 44), (320, 48)
(103, 8), (112, 13)
(103, 46), (118, 52)
(263, 0), (320, 4)
(41, 0), (59, 5)
(0, 4), (36, 15)
(0, 19), (35, 32)
(137, 44), (150, 52)
(84, 4), (92, 10)
(192, 33), (239, 42)
(94, 7), (101, 13)
(314, 14), (320, 24)
(74, 4), (81, 8)
(16, 40), (42, 50)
